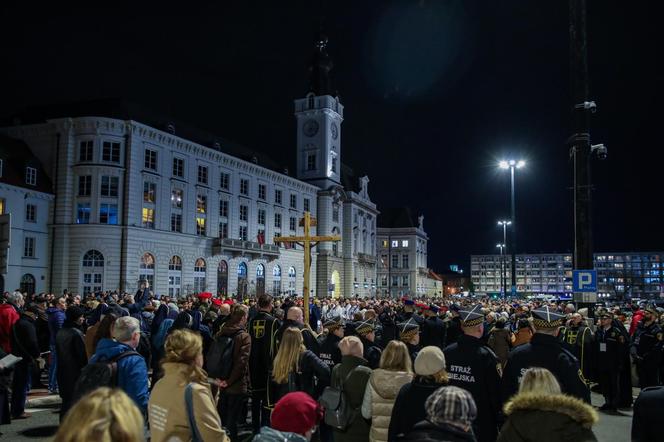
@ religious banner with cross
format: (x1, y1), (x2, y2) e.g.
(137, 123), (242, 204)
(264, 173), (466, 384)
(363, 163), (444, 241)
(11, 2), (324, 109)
(274, 211), (341, 324)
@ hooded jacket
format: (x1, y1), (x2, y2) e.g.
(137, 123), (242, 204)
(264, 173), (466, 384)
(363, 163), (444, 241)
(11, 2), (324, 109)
(497, 392), (598, 442)
(217, 322), (251, 395)
(90, 338), (149, 413)
(149, 362), (229, 442)
(47, 306), (65, 346)
(253, 427), (308, 442)
(361, 368), (414, 442)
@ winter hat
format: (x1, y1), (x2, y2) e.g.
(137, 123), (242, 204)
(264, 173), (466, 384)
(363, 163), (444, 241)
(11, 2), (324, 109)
(270, 392), (323, 436)
(414, 346), (446, 376)
(426, 385), (477, 428)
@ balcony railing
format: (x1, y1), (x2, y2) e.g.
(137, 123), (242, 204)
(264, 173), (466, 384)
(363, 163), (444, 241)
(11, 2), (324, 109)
(357, 253), (376, 265)
(213, 238), (280, 260)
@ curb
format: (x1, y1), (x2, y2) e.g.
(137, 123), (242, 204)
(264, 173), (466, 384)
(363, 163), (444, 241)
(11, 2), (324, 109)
(27, 395), (61, 408)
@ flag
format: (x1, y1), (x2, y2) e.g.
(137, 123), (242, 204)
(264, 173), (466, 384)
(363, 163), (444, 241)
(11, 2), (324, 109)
(257, 231), (265, 245)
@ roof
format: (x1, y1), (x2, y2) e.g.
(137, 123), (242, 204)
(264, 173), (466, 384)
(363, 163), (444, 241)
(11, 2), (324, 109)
(0, 134), (53, 193)
(377, 207), (417, 228)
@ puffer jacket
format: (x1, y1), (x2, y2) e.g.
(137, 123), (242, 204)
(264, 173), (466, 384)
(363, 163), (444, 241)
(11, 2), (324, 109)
(362, 369), (413, 442)
(487, 327), (512, 366)
(253, 427), (308, 442)
(149, 362), (230, 442)
(497, 392), (598, 442)
(47, 306), (65, 346)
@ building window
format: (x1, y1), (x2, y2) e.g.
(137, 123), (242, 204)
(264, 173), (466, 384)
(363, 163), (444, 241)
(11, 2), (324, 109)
(0, 198), (5, 214)
(287, 266), (296, 296)
(144, 149), (157, 170)
(171, 189), (183, 208)
(172, 157), (184, 178)
(273, 265), (282, 296)
(290, 217), (297, 231)
(257, 208), (265, 225)
(391, 254), (399, 269)
(197, 165), (208, 185)
(78, 175), (92, 196)
(168, 256), (182, 297)
(20, 274), (36, 295)
(332, 205), (339, 222)
(103, 141), (121, 162)
(139, 253), (155, 288)
(23, 237), (35, 258)
(381, 275), (388, 286)
(381, 254), (388, 268)
(402, 254), (409, 269)
(239, 225), (248, 241)
(274, 213), (282, 228)
(275, 189), (282, 205)
(290, 194), (297, 209)
(239, 204), (248, 222)
(99, 204), (118, 224)
(391, 240), (399, 248)
(219, 222), (228, 238)
(25, 167), (37, 186)
(219, 200), (228, 218)
(143, 182), (156, 203)
(331, 157), (337, 174)
(258, 183), (266, 200)
(196, 217), (206, 236)
(77, 203), (91, 224)
(402, 240), (409, 247)
(196, 195), (207, 214)
(194, 258), (206, 293)
(307, 153), (316, 171)
(171, 213), (182, 232)
(220, 172), (229, 190)
(240, 178), (249, 195)
(81, 250), (104, 294)
(382, 240), (388, 248)
(257, 228), (265, 244)
(25, 204), (36, 222)
(391, 276), (399, 287)
(303, 198), (310, 212)
(100, 176), (119, 197)
(402, 275), (410, 287)
(79, 140), (93, 162)
(142, 208), (155, 228)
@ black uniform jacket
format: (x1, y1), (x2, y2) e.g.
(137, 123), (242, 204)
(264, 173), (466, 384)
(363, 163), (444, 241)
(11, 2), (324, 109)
(420, 316), (446, 351)
(248, 310), (281, 390)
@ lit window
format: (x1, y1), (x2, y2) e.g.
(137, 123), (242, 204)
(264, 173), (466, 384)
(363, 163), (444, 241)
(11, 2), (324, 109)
(402, 240), (409, 247)
(171, 189), (183, 208)
(0, 198), (5, 215)
(102, 141), (121, 162)
(197, 195), (207, 214)
(99, 204), (118, 224)
(382, 240), (388, 248)
(391, 240), (399, 248)
(143, 182), (156, 203)
(196, 217), (206, 236)
(76, 203), (91, 224)
(142, 208), (155, 228)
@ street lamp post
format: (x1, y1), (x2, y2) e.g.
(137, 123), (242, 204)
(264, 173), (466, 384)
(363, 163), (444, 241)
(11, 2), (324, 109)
(496, 243), (505, 297)
(499, 160), (525, 297)
(497, 219), (511, 298)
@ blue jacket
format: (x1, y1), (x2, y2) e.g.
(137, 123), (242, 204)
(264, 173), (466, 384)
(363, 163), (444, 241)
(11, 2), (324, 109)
(47, 307), (65, 346)
(90, 338), (149, 413)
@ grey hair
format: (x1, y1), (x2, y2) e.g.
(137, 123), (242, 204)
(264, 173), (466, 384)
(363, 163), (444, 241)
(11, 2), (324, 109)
(8, 291), (23, 304)
(112, 316), (140, 342)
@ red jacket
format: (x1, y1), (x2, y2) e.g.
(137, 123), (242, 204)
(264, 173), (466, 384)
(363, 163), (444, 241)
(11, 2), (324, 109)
(0, 303), (20, 352)
(630, 309), (644, 336)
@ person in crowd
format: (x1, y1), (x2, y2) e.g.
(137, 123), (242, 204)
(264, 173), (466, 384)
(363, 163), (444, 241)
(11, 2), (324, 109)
(595, 310), (625, 412)
(89, 316), (149, 414)
(444, 305), (502, 442)
(631, 304), (663, 388)
(397, 385), (478, 442)
(0, 293), (19, 354)
(361, 340), (413, 442)
(420, 305), (446, 352)
(356, 319), (382, 369)
(10, 303), (41, 420)
(502, 305), (590, 403)
(271, 327), (329, 403)
(512, 318), (533, 348)
(497, 367), (598, 442)
(53, 387), (145, 442)
(631, 384), (664, 442)
(47, 296), (67, 394)
(253, 391), (323, 442)
(559, 312), (594, 382)
(629, 304), (645, 336)
(317, 316), (344, 368)
(215, 304), (251, 441)
(149, 329), (229, 442)
(398, 318), (420, 364)
(309, 299), (322, 332)
(487, 316), (513, 368)
(248, 294), (281, 433)
(444, 305), (462, 347)
(55, 306), (88, 419)
(0, 344), (13, 434)
(378, 302), (398, 347)
(388, 345), (449, 441)
(331, 336), (372, 442)
(276, 306), (319, 353)
(87, 311), (118, 359)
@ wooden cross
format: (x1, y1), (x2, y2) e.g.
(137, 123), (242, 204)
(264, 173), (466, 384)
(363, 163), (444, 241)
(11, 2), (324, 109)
(274, 211), (341, 324)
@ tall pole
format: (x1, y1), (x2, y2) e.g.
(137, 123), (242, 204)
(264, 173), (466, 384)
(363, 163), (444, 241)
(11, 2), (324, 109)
(303, 211), (311, 325)
(510, 166), (517, 297)
(502, 224), (508, 298)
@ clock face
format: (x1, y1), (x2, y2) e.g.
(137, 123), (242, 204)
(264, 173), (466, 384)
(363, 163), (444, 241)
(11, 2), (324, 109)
(331, 122), (339, 140)
(303, 119), (319, 137)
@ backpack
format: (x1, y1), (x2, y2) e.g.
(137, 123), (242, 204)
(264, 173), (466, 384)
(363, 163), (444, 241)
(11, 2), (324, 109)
(205, 330), (241, 379)
(73, 351), (140, 400)
(319, 368), (357, 431)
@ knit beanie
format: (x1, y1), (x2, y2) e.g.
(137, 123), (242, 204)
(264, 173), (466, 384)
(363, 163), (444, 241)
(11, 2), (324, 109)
(270, 392), (323, 436)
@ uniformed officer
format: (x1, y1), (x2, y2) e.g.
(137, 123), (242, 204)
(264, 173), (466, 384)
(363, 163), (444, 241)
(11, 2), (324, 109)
(444, 304), (502, 442)
(559, 312), (595, 382)
(355, 319), (382, 369)
(248, 294), (281, 432)
(444, 304), (463, 347)
(317, 316), (344, 368)
(397, 299), (425, 327)
(502, 305), (590, 403)
(631, 304), (664, 388)
(398, 318), (421, 364)
(595, 311), (626, 412)
(420, 304), (446, 351)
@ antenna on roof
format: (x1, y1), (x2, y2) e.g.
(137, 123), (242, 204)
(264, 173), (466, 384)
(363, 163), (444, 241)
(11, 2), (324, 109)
(213, 141), (221, 150)
(251, 156), (258, 164)
(166, 123), (175, 134)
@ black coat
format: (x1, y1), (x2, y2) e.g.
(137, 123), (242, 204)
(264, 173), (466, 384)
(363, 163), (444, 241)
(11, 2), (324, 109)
(445, 317), (462, 347)
(421, 316), (446, 351)
(632, 385), (664, 442)
(11, 313), (40, 362)
(271, 349), (330, 403)
(248, 311), (281, 390)
(502, 333), (590, 403)
(444, 334), (502, 442)
(275, 320), (319, 354)
(379, 310), (398, 347)
(55, 326), (87, 406)
(360, 336), (382, 369)
(398, 421), (477, 442)
(388, 378), (447, 442)
(317, 332), (342, 368)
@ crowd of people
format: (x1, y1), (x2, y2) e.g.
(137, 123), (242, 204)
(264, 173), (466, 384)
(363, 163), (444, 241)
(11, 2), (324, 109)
(1, 284), (663, 441)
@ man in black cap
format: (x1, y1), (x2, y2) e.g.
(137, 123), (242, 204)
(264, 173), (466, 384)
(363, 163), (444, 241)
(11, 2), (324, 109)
(317, 316), (344, 368)
(397, 299), (424, 327)
(398, 318), (421, 364)
(559, 312), (595, 382)
(631, 304), (664, 388)
(595, 310), (626, 412)
(502, 304), (590, 403)
(55, 305), (87, 420)
(420, 304), (446, 352)
(444, 304), (462, 347)
(443, 304), (502, 442)
(355, 319), (382, 369)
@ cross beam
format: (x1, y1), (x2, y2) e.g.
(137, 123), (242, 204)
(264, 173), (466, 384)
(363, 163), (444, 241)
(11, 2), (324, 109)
(274, 211), (341, 324)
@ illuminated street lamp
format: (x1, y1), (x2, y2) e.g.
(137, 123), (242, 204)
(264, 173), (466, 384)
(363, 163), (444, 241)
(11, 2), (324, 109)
(496, 243), (506, 297)
(499, 159), (525, 297)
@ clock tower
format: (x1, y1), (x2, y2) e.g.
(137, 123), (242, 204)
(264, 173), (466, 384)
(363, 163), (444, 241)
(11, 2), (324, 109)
(295, 35), (343, 190)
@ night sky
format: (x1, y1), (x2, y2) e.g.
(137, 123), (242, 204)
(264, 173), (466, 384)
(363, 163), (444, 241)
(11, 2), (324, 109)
(2, 1), (662, 272)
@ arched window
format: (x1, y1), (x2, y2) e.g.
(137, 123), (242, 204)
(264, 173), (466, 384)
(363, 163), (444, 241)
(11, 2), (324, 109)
(82, 250), (104, 294)
(168, 256), (182, 297)
(139, 252), (155, 288)
(288, 266), (296, 296)
(20, 274), (35, 296)
(217, 260), (228, 296)
(193, 258), (206, 293)
(272, 265), (281, 296)
(332, 227), (340, 256)
(237, 262), (248, 299)
(256, 264), (265, 296)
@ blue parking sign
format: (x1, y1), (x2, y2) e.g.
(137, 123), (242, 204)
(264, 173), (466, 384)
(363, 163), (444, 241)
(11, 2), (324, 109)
(573, 270), (597, 292)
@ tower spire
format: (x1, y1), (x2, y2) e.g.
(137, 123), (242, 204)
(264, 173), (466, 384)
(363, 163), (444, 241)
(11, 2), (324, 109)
(308, 31), (334, 96)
